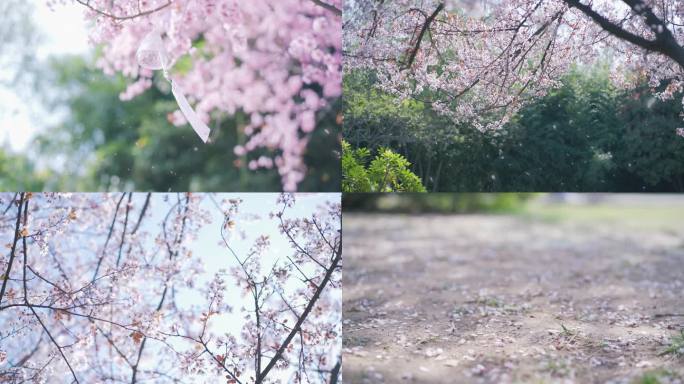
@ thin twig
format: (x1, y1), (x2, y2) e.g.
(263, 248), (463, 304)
(75, 0), (173, 21)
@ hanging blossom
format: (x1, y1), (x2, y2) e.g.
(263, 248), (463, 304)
(345, 0), (684, 131)
(53, 0), (342, 191)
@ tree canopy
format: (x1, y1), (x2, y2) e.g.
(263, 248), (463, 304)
(345, 0), (684, 131)
(64, 0), (343, 191)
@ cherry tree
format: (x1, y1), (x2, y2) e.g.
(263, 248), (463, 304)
(51, 0), (342, 191)
(345, 0), (684, 133)
(0, 192), (341, 383)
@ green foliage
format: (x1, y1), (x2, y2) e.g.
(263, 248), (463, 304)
(633, 369), (681, 384)
(341, 140), (372, 192)
(0, 149), (46, 190)
(344, 69), (493, 191)
(494, 66), (621, 191)
(344, 65), (684, 192)
(367, 148), (426, 192)
(343, 70), (433, 149)
(3, 55), (339, 191)
(342, 140), (426, 192)
(637, 374), (661, 384)
(659, 330), (684, 358)
(617, 88), (684, 190)
(343, 193), (534, 213)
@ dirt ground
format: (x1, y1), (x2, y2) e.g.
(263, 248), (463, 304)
(343, 212), (684, 384)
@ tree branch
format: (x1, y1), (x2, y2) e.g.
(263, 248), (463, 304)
(258, 240), (342, 381)
(564, 0), (684, 67)
(19, 198), (80, 383)
(130, 194), (189, 384)
(309, 0), (342, 16)
(329, 358), (341, 384)
(130, 193), (151, 235)
(0, 193), (24, 307)
(402, 3), (445, 70)
(92, 193), (126, 283)
(74, 0), (172, 21)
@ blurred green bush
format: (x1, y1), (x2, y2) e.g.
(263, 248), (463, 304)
(343, 193), (536, 213)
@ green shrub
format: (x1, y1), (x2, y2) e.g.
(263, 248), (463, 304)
(342, 140), (426, 192)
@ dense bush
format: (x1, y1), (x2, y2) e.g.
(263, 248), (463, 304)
(344, 67), (684, 192)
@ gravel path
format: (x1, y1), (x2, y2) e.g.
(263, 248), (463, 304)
(343, 213), (684, 384)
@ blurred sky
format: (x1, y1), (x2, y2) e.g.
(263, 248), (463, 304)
(0, 0), (88, 151)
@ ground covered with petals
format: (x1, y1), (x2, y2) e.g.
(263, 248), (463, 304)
(344, 207), (684, 383)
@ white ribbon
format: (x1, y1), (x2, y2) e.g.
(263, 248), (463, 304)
(136, 30), (210, 143)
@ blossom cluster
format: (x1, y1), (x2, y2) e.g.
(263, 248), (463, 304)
(345, 0), (684, 130)
(69, 0), (342, 190)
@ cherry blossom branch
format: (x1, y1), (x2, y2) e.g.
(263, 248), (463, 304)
(91, 323), (134, 367)
(18, 198), (80, 383)
(255, 287), (262, 381)
(197, 338), (244, 384)
(12, 331), (44, 367)
(1, 193), (17, 215)
(92, 193), (126, 282)
(26, 306), (80, 383)
(3, 303), (152, 337)
(401, 2), (444, 70)
(564, 0), (684, 67)
(0, 193), (24, 307)
(276, 209), (327, 270)
(215, 197), (340, 383)
(309, 0), (342, 16)
(116, 193), (133, 267)
(258, 239), (341, 382)
(219, 212), (267, 381)
(130, 193), (151, 234)
(74, 0), (173, 21)
(311, 217), (337, 254)
(130, 194), (189, 384)
(1, 194), (340, 382)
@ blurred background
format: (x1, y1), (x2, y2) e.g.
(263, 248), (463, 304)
(343, 193), (684, 230)
(0, 0), (340, 192)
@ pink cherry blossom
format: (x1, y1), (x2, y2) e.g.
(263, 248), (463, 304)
(345, 0), (684, 131)
(0, 192), (341, 383)
(58, 0), (342, 191)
